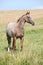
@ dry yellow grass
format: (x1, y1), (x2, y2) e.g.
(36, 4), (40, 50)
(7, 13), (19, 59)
(0, 9), (43, 24)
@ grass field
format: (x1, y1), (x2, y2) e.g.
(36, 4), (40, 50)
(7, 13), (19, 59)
(0, 10), (43, 65)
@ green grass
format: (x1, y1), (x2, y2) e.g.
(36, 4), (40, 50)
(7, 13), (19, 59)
(0, 18), (43, 65)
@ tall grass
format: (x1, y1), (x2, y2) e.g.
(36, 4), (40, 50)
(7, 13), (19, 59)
(0, 18), (43, 65)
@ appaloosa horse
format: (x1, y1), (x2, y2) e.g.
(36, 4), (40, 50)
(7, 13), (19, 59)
(6, 12), (35, 51)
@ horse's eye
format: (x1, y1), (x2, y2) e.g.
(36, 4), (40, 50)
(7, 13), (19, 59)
(28, 16), (30, 18)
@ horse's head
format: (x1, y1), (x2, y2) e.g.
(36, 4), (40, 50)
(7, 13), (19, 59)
(25, 12), (35, 26)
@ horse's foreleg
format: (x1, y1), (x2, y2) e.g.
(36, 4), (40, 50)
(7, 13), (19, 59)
(13, 37), (16, 50)
(20, 37), (24, 51)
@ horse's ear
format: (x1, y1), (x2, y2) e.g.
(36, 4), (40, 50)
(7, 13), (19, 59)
(26, 11), (30, 15)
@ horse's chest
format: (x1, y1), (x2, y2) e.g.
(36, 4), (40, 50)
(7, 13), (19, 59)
(15, 28), (24, 38)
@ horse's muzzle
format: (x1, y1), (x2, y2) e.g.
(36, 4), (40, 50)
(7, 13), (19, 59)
(32, 22), (35, 26)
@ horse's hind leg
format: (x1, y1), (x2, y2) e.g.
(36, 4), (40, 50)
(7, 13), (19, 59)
(7, 36), (11, 52)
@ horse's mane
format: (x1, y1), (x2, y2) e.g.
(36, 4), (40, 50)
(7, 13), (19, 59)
(17, 12), (30, 22)
(17, 15), (25, 22)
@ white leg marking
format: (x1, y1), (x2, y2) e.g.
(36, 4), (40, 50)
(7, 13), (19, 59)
(8, 47), (10, 52)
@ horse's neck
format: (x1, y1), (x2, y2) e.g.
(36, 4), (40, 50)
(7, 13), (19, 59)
(17, 15), (26, 29)
(17, 20), (25, 29)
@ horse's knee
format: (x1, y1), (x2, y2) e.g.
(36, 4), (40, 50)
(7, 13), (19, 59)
(20, 37), (24, 50)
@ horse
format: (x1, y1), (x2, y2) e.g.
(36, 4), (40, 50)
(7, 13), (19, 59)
(6, 12), (35, 52)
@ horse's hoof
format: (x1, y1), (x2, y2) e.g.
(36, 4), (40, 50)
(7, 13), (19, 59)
(20, 48), (23, 51)
(13, 48), (16, 51)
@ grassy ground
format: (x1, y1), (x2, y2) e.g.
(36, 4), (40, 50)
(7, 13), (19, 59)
(0, 18), (43, 65)
(0, 10), (43, 65)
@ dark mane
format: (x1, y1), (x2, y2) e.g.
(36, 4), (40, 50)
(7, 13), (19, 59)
(17, 12), (30, 22)
(17, 14), (25, 22)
